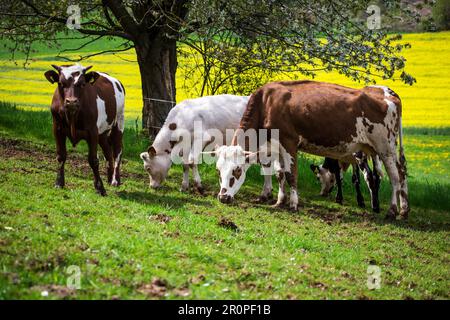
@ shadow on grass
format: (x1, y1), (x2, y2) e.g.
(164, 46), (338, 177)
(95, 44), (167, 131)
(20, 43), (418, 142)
(116, 190), (211, 209)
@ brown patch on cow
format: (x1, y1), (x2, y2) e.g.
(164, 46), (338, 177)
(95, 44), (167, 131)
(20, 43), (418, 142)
(236, 82), (396, 149)
(232, 167), (242, 180)
(165, 149), (170, 154)
(169, 140), (176, 148)
(115, 82), (122, 93)
(277, 171), (284, 181)
(221, 188), (227, 194)
(229, 177), (235, 187)
(169, 123), (177, 130)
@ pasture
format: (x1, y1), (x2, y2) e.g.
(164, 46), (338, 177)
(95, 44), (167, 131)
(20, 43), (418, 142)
(0, 32), (449, 300)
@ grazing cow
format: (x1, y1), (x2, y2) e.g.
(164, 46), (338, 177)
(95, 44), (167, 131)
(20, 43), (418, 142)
(310, 152), (383, 212)
(215, 81), (409, 220)
(140, 95), (273, 199)
(44, 64), (125, 195)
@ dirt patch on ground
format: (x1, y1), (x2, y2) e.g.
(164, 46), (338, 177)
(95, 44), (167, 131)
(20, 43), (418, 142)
(0, 136), (146, 181)
(218, 217), (239, 232)
(30, 284), (75, 299)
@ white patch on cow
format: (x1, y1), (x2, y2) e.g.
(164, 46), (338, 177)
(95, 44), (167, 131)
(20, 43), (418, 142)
(111, 150), (122, 186)
(98, 72), (125, 133)
(60, 64), (84, 83)
(96, 96), (112, 134)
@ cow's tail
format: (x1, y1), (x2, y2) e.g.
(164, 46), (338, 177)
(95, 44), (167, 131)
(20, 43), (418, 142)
(394, 92), (407, 177)
(398, 114), (407, 175)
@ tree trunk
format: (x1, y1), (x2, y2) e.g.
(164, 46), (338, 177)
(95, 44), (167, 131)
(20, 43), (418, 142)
(135, 33), (177, 138)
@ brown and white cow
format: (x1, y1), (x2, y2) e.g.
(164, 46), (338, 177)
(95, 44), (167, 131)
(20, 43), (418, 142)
(215, 80), (409, 220)
(44, 64), (125, 195)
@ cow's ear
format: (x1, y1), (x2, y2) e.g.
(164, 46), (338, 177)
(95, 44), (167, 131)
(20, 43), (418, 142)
(44, 70), (59, 84)
(148, 146), (157, 158)
(85, 71), (100, 84)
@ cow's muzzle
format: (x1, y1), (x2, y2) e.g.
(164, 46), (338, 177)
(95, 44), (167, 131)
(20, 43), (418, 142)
(218, 194), (233, 204)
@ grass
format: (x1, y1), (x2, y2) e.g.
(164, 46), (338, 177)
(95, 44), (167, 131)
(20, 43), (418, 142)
(0, 31), (449, 300)
(0, 102), (449, 300)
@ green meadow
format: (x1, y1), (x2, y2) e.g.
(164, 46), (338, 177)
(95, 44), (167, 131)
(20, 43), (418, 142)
(0, 32), (449, 299)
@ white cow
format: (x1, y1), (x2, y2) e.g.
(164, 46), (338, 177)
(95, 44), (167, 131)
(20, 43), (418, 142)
(140, 94), (274, 199)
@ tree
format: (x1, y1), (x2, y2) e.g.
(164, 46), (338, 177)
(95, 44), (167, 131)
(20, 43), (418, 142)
(0, 0), (416, 137)
(433, 0), (450, 30)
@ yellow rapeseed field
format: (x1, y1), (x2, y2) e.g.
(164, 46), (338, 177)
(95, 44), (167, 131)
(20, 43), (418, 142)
(0, 32), (449, 127)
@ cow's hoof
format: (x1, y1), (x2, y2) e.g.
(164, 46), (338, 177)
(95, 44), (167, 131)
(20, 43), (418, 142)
(385, 204), (398, 220)
(372, 207), (380, 214)
(111, 180), (120, 187)
(357, 202), (366, 208)
(335, 198), (343, 205)
(180, 184), (189, 192)
(256, 194), (272, 203)
(194, 185), (205, 195)
(55, 184), (64, 189)
(96, 188), (107, 196)
(399, 207), (410, 220)
(272, 202), (285, 209)
(289, 205), (298, 212)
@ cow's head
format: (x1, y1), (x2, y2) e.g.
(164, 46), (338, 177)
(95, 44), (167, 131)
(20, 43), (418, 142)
(45, 64), (99, 138)
(215, 145), (257, 204)
(310, 164), (336, 196)
(140, 146), (172, 188)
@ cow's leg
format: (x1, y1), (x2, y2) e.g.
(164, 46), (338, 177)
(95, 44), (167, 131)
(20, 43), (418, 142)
(258, 173), (273, 202)
(397, 154), (409, 219)
(54, 130), (67, 188)
(281, 143), (298, 212)
(180, 164), (190, 192)
(330, 165), (343, 204)
(357, 154), (380, 213)
(273, 159), (286, 208)
(285, 153), (299, 212)
(380, 153), (403, 220)
(87, 133), (106, 196)
(352, 164), (365, 208)
(110, 126), (123, 187)
(191, 164), (204, 194)
(99, 133), (114, 185)
(371, 157), (381, 213)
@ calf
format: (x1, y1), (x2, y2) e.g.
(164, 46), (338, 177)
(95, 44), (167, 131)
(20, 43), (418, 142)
(310, 152), (383, 212)
(140, 95), (272, 198)
(44, 64), (125, 195)
(215, 81), (409, 220)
